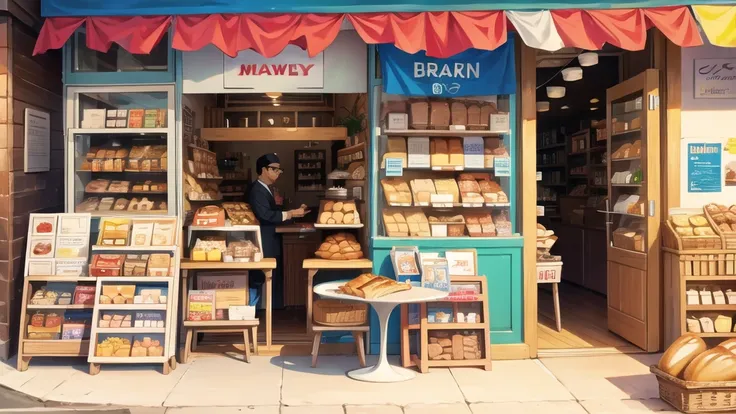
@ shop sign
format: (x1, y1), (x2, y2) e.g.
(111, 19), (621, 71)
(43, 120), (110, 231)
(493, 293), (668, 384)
(378, 43), (516, 97)
(694, 58), (736, 99)
(223, 46), (324, 90)
(24, 108), (50, 173)
(385, 158), (404, 176)
(687, 142), (721, 193)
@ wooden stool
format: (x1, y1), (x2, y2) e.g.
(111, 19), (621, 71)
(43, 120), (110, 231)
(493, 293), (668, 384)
(183, 320), (260, 363)
(311, 325), (368, 368)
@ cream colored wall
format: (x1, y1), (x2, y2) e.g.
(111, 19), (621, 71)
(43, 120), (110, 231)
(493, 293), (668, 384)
(679, 41), (736, 207)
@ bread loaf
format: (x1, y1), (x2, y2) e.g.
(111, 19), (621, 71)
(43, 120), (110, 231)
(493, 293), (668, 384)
(381, 178), (412, 205)
(683, 346), (736, 382)
(467, 103), (481, 125)
(434, 179), (460, 203)
(382, 137), (408, 168)
(410, 101), (429, 128)
(430, 138), (450, 166)
(410, 179), (436, 205)
(657, 333), (707, 378)
(430, 101), (450, 129)
(451, 101), (468, 126)
(448, 138), (464, 166)
(314, 232), (363, 260)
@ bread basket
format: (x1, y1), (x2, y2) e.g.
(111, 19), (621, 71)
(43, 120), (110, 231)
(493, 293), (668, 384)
(651, 365), (736, 413)
(313, 299), (367, 326)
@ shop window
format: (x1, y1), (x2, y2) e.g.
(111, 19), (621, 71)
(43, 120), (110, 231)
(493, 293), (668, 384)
(71, 32), (169, 73)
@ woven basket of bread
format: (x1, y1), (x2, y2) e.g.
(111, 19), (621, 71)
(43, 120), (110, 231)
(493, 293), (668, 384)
(313, 299), (367, 326)
(651, 366), (736, 413)
(665, 215), (722, 251)
(704, 204), (736, 250)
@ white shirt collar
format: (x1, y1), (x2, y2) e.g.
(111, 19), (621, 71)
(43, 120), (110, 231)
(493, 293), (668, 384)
(258, 179), (272, 195)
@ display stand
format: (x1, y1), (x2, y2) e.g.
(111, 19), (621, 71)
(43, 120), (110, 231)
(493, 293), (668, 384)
(87, 216), (181, 375)
(17, 276), (96, 371)
(400, 276), (491, 372)
(314, 281), (447, 383)
(180, 259), (276, 355)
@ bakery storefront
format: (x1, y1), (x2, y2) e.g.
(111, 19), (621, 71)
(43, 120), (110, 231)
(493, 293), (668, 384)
(16, 0), (732, 373)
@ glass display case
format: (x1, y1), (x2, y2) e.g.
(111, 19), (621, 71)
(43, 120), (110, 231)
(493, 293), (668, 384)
(65, 85), (176, 216)
(374, 92), (515, 239)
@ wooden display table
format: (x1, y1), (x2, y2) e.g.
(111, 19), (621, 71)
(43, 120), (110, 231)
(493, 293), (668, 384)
(182, 320), (258, 363)
(302, 258), (373, 333)
(180, 259), (277, 358)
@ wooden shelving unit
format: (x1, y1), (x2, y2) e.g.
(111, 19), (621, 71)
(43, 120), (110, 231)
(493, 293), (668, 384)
(400, 276), (491, 372)
(17, 275), (98, 371)
(201, 127), (347, 142)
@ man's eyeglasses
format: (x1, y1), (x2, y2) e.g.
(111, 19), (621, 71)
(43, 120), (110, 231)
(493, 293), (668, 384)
(267, 166), (284, 174)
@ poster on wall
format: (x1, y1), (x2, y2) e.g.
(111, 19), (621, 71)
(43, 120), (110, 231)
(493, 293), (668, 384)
(223, 46), (324, 90)
(378, 42), (516, 97)
(687, 143), (722, 193)
(694, 58), (736, 99)
(24, 108), (50, 173)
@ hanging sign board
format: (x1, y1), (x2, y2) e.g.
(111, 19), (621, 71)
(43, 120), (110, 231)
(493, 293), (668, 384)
(24, 109), (50, 173)
(378, 43), (516, 97)
(223, 46), (324, 90)
(694, 59), (736, 99)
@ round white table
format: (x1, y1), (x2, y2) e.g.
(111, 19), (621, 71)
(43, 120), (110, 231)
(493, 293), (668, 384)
(314, 281), (448, 383)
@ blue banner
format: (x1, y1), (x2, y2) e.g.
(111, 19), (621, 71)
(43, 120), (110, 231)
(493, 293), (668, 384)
(378, 43), (516, 97)
(42, 0), (733, 17)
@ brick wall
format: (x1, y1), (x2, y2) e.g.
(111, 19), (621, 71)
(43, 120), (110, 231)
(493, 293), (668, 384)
(0, 3), (64, 360)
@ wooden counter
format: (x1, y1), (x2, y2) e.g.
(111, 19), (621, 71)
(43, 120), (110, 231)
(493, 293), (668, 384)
(303, 258), (374, 333)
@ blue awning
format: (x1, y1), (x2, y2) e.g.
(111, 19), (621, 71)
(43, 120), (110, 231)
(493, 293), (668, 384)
(41, 0), (735, 17)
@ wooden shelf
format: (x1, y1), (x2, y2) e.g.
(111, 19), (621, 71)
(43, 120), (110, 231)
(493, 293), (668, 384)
(302, 258), (373, 270)
(96, 277), (172, 283)
(187, 145), (216, 156)
(71, 128), (169, 135)
(611, 157), (641, 162)
(611, 128), (641, 137)
(383, 129), (506, 137)
(687, 305), (736, 311)
(538, 164), (566, 169)
(96, 304), (167, 311)
(180, 258), (277, 270)
(21, 339), (90, 357)
(183, 320), (259, 327)
(25, 276), (96, 282)
(202, 127), (347, 142)
(221, 192), (245, 197)
(88, 356), (169, 364)
(95, 327), (166, 334)
(92, 245), (176, 252)
(685, 275), (736, 281)
(426, 323), (487, 330)
(692, 332), (736, 338)
(611, 183), (643, 187)
(27, 304), (93, 310)
(538, 143), (566, 151)
(313, 223), (364, 229)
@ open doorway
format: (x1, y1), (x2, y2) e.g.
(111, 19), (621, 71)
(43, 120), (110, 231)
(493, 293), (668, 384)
(535, 45), (658, 355)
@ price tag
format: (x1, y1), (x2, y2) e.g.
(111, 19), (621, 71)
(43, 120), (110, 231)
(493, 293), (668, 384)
(494, 157), (511, 177)
(536, 171), (542, 181)
(385, 158), (404, 177)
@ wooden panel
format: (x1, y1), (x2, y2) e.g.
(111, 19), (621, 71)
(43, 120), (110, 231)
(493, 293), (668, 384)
(202, 127), (347, 142)
(608, 260), (647, 349)
(519, 41), (538, 359)
(23, 340), (89, 356)
(584, 228), (607, 295)
(283, 233), (320, 307)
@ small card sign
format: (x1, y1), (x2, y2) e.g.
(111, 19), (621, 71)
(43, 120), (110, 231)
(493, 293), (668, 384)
(385, 157), (404, 176)
(421, 257), (451, 292)
(463, 137), (484, 169)
(229, 305), (256, 320)
(407, 137), (430, 168)
(494, 157), (511, 177)
(536, 171), (542, 181)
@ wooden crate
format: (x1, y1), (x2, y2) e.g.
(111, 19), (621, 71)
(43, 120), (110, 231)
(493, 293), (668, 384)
(651, 365), (736, 413)
(663, 220), (723, 251)
(704, 208), (736, 250)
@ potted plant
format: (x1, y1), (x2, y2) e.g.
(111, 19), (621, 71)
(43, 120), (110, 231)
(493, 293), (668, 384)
(337, 95), (366, 147)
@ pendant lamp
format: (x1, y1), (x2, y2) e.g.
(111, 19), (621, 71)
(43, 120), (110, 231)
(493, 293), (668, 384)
(562, 67), (583, 82)
(546, 86), (566, 99)
(537, 101), (550, 112)
(578, 52), (598, 67)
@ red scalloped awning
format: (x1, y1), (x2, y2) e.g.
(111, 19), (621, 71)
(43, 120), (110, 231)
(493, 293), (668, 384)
(33, 8), (703, 58)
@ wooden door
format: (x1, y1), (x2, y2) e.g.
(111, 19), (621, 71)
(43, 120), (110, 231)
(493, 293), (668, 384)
(605, 69), (661, 352)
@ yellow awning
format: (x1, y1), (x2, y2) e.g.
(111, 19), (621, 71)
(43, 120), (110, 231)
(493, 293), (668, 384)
(693, 5), (736, 47)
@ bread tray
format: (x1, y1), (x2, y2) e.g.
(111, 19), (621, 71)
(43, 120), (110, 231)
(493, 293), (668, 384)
(651, 365), (736, 413)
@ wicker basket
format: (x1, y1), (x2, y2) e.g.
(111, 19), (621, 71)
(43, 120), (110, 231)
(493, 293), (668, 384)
(664, 220), (723, 251)
(704, 207), (736, 250)
(313, 300), (367, 326)
(651, 365), (736, 413)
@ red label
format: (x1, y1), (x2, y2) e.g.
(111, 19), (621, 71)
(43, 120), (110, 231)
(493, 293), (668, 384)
(238, 64), (315, 77)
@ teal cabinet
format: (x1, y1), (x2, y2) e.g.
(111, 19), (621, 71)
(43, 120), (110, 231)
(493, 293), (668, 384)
(370, 237), (524, 355)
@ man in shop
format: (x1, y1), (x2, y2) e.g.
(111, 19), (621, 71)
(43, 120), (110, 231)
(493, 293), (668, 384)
(248, 153), (309, 308)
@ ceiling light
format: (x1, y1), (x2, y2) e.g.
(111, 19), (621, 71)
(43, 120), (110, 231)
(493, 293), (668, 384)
(265, 92), (282, 99)
(590, 107), (599, 111)
(561, 105), (569, 110)
(546, 86), (566, 99)
(537, 101), (550, 112)
(578, 52), (598, 67)
(561, 67), (583, 82)
(590, 98), (600, 104)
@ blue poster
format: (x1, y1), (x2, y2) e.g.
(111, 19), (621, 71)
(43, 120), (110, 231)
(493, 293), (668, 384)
(378, 43), (516, 97)
(688, 143), (722, 193)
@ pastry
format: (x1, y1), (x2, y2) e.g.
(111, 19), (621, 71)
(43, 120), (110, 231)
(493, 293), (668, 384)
(676, 227), (695, 236)
(695, 227), (716, 236)
(85, 179), (110, 193)
(340, 273), (411, 299)
(689, 215), (709, 227)
(671, 215), (691, 227)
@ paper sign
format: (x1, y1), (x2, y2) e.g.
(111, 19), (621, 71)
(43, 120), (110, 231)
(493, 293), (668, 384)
(537, 206), (545, 216)
(385, 158), (404, 176)
(536, 171), (542, 181)
(407, 137), (430, 168)
(688, 143), (721, 193)
(694, 59), (736, 99)
(494, 157), (511, 177)
(463, 137), (484, 169)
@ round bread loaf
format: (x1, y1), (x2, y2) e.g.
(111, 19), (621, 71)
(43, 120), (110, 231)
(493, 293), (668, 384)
(319, 212), (332, 224)
(331, 252), (344, 260)
(344, 251), (363, 260)
(324, 201), (335, 211)
(338, 240), (350, 249)
(332, 212), (344, 223)
(343, 202), (356, 213)
(318, 242), (331, 252)
(720, 338), (736, 354)
(333, 201), (344, 212)
(658, 333), (707, 378)
(327, 218), (336, 224)
(343, 213), (355, 224)
(683, 346), (736, 382)
(328, 244), (340, 253)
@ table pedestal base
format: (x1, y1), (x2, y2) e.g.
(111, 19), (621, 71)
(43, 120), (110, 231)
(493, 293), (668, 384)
(347, 364), (416, 383)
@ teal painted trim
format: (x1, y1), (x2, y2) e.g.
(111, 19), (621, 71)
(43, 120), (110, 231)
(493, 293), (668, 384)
(509, 93), (517, 231)
(372, 236), (524, 249)
(62, 30), (175, 86)
(368, 45), (379, 245)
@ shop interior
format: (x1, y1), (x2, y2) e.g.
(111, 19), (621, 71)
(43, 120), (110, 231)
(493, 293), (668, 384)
(535, 46), (651, 354)
(181, 91), (370, 355)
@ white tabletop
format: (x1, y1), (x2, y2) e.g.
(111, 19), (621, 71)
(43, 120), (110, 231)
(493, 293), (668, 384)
(314, 281), (448, 305)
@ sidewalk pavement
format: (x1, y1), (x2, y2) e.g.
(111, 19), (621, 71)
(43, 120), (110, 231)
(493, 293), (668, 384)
(0, 353), (679, 413)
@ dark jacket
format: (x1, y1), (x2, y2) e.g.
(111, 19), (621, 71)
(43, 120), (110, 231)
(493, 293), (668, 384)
(248, 180), (285, 257)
